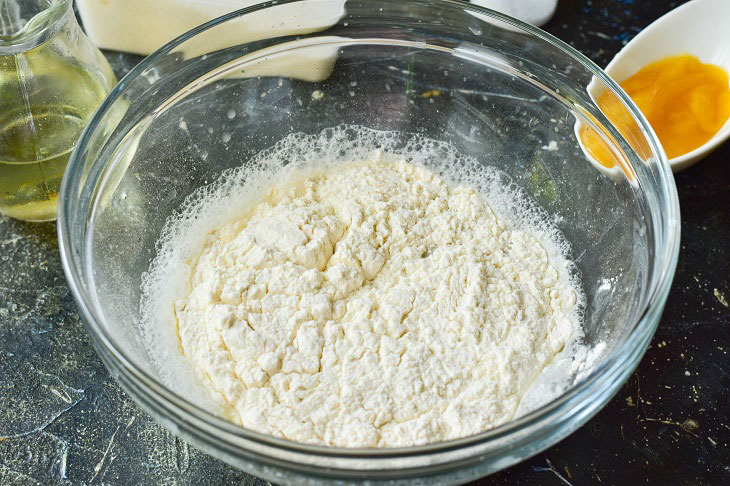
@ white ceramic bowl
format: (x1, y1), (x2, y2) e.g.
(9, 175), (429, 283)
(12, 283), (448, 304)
(578, 0), (730, 174)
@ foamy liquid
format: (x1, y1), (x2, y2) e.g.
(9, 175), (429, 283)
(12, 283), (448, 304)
(140, 125), (592, 422)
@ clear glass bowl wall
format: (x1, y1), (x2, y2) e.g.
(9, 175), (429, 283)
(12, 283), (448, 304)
(58, 0), (679, 484)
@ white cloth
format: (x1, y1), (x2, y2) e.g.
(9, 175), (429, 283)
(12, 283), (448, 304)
(470, 0), (558, 26)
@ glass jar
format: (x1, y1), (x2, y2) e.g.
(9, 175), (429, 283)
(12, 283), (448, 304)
(0, 0), (115, 222)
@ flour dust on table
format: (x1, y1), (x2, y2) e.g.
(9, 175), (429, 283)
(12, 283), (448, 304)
(140, 125), (591, 447)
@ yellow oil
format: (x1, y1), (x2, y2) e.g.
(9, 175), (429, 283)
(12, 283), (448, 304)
(0, 42), (113, 221)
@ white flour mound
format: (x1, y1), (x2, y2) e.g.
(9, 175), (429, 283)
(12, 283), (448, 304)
(140, 126), (587, 448)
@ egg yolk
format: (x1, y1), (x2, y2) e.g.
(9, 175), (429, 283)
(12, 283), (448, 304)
(582, 54), (730, 167)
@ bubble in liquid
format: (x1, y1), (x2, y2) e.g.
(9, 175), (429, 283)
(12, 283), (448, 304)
(221, 132), (232, 143)
(227, 109), (236, 120)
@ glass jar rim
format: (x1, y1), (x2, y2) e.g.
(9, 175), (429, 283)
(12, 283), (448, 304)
(0, 0), (70, 55)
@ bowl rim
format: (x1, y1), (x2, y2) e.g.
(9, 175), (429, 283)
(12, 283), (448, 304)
(58, 0), (681, 465)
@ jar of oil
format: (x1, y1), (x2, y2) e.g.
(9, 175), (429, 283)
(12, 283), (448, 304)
(0, 0), (116, 222)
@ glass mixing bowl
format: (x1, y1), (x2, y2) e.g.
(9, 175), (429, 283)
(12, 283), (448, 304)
(57, 0), (680, 483)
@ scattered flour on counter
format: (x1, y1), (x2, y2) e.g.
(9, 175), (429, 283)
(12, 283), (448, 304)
(140, 126), (588, 448)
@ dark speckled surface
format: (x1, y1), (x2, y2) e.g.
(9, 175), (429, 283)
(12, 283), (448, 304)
(1, 1), (729, 484)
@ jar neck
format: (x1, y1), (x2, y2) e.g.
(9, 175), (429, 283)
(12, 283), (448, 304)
(0, 0), (72, 55)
